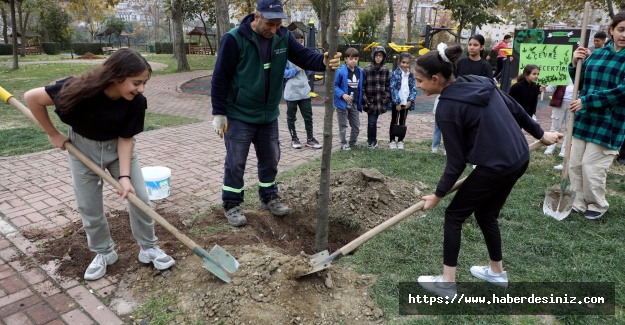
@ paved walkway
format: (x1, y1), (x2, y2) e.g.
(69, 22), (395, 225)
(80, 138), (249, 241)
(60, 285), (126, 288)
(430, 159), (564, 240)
(0, 70), (554, 324)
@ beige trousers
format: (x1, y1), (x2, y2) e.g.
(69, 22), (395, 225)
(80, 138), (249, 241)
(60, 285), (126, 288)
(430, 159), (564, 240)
(568, 138), (618, 213)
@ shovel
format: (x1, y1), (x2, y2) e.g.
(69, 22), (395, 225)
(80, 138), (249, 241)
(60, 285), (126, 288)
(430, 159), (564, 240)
(542, 2), (590, 220)
(302, 141), (545, 276)
(0, 87), (239, 283)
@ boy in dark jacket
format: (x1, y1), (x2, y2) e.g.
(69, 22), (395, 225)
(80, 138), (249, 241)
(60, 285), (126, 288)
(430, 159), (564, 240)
(362, 46), (390, 149)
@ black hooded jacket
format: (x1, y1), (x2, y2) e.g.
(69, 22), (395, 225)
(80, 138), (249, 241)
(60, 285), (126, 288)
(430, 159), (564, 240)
(434, 76), (545, 197)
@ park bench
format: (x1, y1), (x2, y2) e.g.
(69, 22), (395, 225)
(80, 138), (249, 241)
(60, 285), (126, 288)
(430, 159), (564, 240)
(102, 47), (116, 55)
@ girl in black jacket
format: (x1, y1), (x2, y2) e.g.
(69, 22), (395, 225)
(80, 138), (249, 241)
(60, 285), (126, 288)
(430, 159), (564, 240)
(508, 64), (547, 120)
(413, 44), (561, 298)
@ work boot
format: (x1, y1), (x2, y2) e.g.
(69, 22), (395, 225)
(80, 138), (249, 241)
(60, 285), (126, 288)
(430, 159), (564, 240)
(260, 198), (290, 216)
(224, 206), (247, 227)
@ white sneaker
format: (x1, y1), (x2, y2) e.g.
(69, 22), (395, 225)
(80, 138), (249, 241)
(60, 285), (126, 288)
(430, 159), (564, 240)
(417, 275), (457, 299)
(397, 141), (405, 150)
(470, 265), (508, 287)
(532, 114), (537, 121)
(84, 250), (118, 281)
(554, 164), (563, 170)
(432, 148), (438, 153)
(340, 144), (351, 151)
(139, 246), (175, 270)
(544, 145), (555, 155)
(558, 150), (565, 158)
(390, 141), (397, 149)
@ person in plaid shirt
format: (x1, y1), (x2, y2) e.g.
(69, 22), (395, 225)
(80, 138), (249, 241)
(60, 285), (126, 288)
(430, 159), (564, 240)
(568, 11), (625, 220)
(362, 46), (391, 149)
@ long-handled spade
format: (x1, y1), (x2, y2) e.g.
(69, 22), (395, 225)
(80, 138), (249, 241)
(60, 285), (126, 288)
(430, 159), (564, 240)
(0, 87), (239, 283)
(542, 2), (591, 221)
(301, 141), (545, 276)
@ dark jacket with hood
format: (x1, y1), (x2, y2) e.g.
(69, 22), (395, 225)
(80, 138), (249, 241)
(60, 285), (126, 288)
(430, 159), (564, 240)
(363, 46), (391, 114)
(434, 75), (545, 197)
(211, 14), (326, 124)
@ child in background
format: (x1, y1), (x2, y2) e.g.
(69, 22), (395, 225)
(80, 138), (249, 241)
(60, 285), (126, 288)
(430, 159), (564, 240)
(486, 34), (513, 83)
(508, 64), (546, 120)
(431, 95), (445, 154)
(284, 30), (322, 149)
(544, 78), (574, 169)
(362, 46), (391, 149)
(24, 49), (175, 281)
(456, 34), (493, 79)
(389, 52), (417, 150)
(334, 47), (365, 151)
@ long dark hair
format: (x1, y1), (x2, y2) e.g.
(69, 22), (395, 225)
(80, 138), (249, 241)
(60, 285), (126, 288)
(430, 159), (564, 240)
(56, 48), (152, 113)
(414, 44), (463, 81)
(518, 64), (539, 82)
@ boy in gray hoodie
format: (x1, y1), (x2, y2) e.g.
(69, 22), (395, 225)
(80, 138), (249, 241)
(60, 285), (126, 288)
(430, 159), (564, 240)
(284, 30), (322, 149)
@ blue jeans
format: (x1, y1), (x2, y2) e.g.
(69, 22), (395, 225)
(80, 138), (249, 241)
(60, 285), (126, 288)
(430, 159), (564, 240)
(222, 118), (280, 208)
(367, 112), (379, 144)
(432, 121), (444, 150)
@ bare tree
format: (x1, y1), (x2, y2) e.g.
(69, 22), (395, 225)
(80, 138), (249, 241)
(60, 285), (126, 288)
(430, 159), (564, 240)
(314, 0), (339, 252)
(406, 0), (414, 43)
(214, 0), (228, 48)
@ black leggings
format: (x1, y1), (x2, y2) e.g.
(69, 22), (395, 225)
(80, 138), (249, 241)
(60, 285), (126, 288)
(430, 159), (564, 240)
(443, 160), (529, 267)
(389, 107), (408, 142)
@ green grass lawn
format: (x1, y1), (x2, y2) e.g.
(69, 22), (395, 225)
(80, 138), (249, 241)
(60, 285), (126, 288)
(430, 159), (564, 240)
(276, 143), (625, 324)
(0, 54), (214, 156)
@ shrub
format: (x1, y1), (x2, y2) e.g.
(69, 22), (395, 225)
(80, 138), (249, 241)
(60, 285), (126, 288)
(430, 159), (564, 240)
(41, 42), (59, 55)
(0, 44), (12, 55)
(71, 43), (105, 55)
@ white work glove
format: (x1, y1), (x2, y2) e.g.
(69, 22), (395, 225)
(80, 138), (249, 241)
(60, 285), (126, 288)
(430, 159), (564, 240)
(212, 115), (228, 138)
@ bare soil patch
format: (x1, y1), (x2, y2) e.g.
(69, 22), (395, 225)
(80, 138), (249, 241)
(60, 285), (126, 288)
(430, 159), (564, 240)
(31, 168), (428, 324)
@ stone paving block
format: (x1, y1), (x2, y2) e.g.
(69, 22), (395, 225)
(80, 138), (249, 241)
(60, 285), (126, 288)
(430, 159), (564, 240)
(46, 293), (77, 315)
(9, 216), (31, 228)
(21, 268), (46, 286)
(0, 247), (19, 262)
(0, 292), (39, 316)
(3, 311), (34, 325)
(62, 309), (94, 325)
(0, 275), (28, 294)
(44, 319), (65, 325)
(67, 286), (122, 324)
(34, 280), (61, 298)
(25, 302), (57, 324)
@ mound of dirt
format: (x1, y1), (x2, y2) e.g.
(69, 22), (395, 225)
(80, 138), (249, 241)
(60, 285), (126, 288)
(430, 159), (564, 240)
(30, 168), (428, 323)
(281, 168), (430, 229)
(78, 52), (103, 59)
(127, 245), (383, 324)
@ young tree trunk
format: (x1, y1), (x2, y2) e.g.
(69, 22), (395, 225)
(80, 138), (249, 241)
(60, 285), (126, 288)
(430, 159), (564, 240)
(214, 0), (229, 50)
(314, 0), (339, 253)
(1, 6), (8, 45)
(386, 0), (393, 43)
(171, 0), (189, 71)
(406, 0), (414, 43)
(319, 0), (327, 50)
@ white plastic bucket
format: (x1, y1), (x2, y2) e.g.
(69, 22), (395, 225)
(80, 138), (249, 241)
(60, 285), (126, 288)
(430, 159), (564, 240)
(141, 166), (171, 200)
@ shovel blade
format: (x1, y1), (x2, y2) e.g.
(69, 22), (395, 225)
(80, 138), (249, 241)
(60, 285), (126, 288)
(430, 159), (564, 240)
(543, 188), (576, 220)
(208, 245), (240, 274)
(297, 250), (332, 277)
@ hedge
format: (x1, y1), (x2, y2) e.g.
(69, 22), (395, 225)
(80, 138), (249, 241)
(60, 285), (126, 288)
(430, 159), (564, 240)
(155, 42), (191, 54)
(41, 42), (60, 55)
(72, 43), (106, 55)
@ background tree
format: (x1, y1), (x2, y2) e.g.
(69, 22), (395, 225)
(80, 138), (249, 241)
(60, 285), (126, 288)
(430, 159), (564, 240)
(103, 16), (125, 46)
(66, 0), (113, 42)
(41, 4), (72, 45)
(438, 0), (502, 42)
(171, 0), (190, 71)
(385, 0), (393, 43)
(1, 0), (18, 69)
(309, 0), (351, 49)
(213, 0), (228, 48)
(350, 5), (385, 45)
(406, 0), (414, 42)
(181, 0), (215, 51)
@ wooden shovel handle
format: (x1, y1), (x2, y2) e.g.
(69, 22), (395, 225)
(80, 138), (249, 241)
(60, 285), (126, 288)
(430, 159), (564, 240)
(2, 92), (200, 251)
(337, 141), (544, 256)
(562, 2), (591, 181)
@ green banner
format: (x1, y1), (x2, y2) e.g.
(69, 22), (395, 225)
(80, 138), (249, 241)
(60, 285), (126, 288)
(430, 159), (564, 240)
(518, 44), (572, 85)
